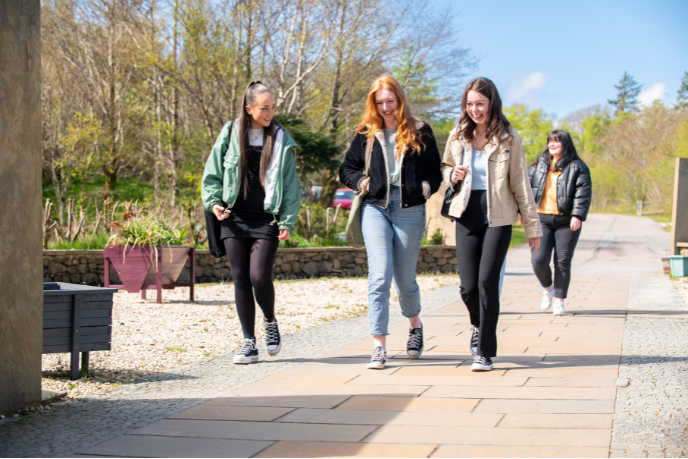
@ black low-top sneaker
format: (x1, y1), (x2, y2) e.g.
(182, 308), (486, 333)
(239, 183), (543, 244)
(264, 317), (282, 356)
(471, 355), (493, 371)
(366, 346), (387, 369)
(470, 326), (479, 356)
(407, 327), (424, 359)
(233, 337), (258, 364)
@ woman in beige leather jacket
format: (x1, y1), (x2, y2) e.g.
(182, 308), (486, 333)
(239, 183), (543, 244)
(441, 77), (542, 371)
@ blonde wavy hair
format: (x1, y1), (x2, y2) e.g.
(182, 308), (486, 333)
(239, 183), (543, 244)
(356, 75), (424, 159)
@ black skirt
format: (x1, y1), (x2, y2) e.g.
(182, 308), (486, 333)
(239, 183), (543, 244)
(221, 145), (280, 242)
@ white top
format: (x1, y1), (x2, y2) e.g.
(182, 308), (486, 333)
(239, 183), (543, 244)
(248, 128), (264, 147)
(471, 148), (488, 190)
(384, 129), (401, 187)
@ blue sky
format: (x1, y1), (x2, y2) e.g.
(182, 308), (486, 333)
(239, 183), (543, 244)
(437, 0), (688, 119)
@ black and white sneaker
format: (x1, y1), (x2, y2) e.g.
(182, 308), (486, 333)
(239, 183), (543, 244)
(469, 326), (479, 356)
(471, 355), (493, 371)
(233, 337), (258, 364)
(264, 317), (282, 356)
(366, 346), (387, 369)
(407, 327), (424, 359)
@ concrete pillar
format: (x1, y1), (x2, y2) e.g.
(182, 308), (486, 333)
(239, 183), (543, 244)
(0, 0), (43, 416)
(671, 158), (688, 256)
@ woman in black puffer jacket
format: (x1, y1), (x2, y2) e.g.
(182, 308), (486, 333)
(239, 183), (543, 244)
(339, 75), (442, 370)
(527, 129), (591, 316)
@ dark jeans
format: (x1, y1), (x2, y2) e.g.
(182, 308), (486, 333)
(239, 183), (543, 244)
(223, 237), (279, 339)
(455, 190), (512, 358)
(531, 213), (582, 299)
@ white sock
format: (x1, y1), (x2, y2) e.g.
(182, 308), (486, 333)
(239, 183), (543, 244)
(410, 322), (423, 331)
(544, 285), (554, 292)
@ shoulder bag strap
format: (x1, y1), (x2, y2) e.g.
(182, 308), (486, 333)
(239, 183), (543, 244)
(364, 135), (374, 176)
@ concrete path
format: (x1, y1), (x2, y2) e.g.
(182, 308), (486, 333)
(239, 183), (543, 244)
(78, 214), (687, 458)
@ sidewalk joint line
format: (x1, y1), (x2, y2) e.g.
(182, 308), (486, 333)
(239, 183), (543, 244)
(269, 408), (298, 422)
(469, 398), (483, 413)
(330, 395), (354, 409)
(358, 424), (383, 443)
(416, 385), (433, 397)
(250, 440), (278, 458)
(493, 413), (507, 428)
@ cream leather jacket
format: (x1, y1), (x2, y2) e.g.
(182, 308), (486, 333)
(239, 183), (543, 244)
(441, 127), (542, 239)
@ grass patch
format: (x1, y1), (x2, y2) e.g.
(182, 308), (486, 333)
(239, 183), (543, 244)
(164, 347), (187, 352)
(47, 232), (110, 250)
(510, 223), (527, 249)
(280, 234), (348, 248)
(648, 213), (672, 232)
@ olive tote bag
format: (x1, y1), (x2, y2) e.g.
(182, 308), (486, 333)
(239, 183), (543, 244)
(344, 138), (374, 249)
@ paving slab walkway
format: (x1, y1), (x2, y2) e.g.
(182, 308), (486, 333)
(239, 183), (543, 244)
(2, 214), (686, 457)
(79, 214), (687, 458)
(82, 274), (627, 458)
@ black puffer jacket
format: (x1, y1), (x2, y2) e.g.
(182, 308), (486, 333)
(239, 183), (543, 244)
(528, 154), (592, 221)
(339, 122), (442, 208)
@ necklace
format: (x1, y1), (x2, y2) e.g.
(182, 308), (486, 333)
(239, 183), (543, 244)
(248, 129), (262, 145)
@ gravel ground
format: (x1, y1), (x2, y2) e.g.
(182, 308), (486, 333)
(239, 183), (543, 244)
(40, 273), (459, 400)
(611, 318), (688, 457)
(611, 270), (688, 458)
(628, 271), (688, 311)
(0, 278), (461, 458)
(672, 276), (688, 306)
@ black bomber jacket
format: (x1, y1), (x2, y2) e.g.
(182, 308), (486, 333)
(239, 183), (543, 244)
(338, 122), (442, 209)
(528, 153), (592, 221)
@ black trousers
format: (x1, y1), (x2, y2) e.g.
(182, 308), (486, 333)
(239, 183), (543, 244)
(531, 213), (581, 299)
(455, 190), (511, 358)
(223, 237), (278, 339)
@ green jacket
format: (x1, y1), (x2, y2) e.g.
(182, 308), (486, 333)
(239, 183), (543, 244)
(201, 121), (301, 232)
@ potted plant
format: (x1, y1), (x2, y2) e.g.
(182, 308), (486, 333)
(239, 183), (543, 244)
(103, 214), (195, 303)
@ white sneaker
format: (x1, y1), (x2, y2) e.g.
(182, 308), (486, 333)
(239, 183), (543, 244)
(233, 338), (259, 364)
(553, 300), (565, 316)
(540, 288), (554, 310)
(471, 355), (493, 371)
(366, 347), (387, 369)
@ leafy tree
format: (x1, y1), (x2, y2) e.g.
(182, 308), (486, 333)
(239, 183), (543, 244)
(676, 71), (688, 110)
(392, 43), (440, 114)
(593, 105), (680, 210)
(608, 71), (642, 115)
(503, 104), (554, 163)
(277, 115), (341, 201)
(577, 109), (612, 156)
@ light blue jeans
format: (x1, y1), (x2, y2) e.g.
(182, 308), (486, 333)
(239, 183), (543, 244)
(361, 187), (426, 336)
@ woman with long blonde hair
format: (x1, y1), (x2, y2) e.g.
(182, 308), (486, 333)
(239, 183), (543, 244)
(339, 75), (442, 369)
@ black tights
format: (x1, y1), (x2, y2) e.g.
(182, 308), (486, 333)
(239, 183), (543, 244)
(223, 237), (278, 339)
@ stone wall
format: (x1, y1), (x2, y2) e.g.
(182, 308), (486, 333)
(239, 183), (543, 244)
(43, 246), (459, 286)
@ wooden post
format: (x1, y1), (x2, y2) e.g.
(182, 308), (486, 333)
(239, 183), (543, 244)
(104, 256), (110, 287)
(156, 247), (163, 303)
(190, 247), (196, 302)
(81, 352), (89, 373)
(671, 158), (688, 255)
(70, 294), (82, 380)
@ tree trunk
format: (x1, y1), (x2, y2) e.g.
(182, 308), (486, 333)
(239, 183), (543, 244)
(326, 2), (347, 136)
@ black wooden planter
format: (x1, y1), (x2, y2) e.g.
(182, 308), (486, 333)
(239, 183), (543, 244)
(43, 282), (118, 380)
